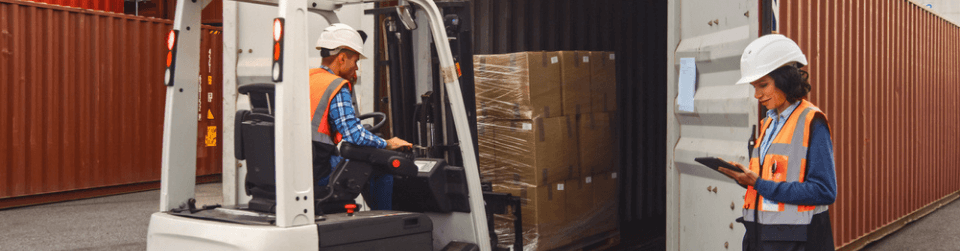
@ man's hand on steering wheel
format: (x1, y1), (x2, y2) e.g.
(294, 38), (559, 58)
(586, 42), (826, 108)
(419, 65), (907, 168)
(385, 137), (412, 150)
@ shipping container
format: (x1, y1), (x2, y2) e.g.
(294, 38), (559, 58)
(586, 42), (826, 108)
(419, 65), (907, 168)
(780, 0), (960, 249)
(0, 0), (223, 209)
(20, 0), (123, 13)
(668, 0), (960, 250)
(124, 0), (222, 24)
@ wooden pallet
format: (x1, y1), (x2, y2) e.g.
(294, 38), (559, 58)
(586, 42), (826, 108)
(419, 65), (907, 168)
(552, 230), (621, 251)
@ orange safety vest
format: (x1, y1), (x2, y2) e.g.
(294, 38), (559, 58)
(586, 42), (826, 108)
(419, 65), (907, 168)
(742, 99), (830, 227)
(309, 68), (352, 145)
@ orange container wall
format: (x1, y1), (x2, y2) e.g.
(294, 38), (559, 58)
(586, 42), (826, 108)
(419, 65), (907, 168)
(0, 0), (223, 209)
(780, 0), (960, 249)
(21, 0), (123, 13)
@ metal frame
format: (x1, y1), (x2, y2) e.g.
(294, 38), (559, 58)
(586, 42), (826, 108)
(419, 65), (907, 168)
(159, 0), (206, 212)
(156, 0), (489, 249)
(401, 1), (490, 248)
(221, 0), (244, 207)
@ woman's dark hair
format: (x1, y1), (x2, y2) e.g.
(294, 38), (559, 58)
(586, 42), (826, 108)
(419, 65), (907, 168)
(769, 63), (811, 103)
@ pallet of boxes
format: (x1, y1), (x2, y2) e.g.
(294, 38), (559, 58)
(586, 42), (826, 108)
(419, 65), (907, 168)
(475, 51), (619, 251)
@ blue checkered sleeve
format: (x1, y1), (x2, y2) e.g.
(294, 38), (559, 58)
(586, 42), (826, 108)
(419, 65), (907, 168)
(329, 87), (388, 149)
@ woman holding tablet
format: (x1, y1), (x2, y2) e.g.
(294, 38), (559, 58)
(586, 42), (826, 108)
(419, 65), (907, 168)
(718, 34), (838, 251)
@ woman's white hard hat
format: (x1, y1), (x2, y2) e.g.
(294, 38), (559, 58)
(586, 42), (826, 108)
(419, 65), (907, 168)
(316, 23), (367, 59)
(736, 34), (807, 85)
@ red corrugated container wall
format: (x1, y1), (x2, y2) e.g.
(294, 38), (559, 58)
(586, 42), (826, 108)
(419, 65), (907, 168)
(0, 0), (223, 209)
(200, 0), (221, 24)
(21, 0), (122, 13)
(780, 0), (960, 250)
(130, 0), (222, 24)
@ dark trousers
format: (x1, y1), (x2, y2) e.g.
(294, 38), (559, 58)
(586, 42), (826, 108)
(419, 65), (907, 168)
(742, 211), (835, 251)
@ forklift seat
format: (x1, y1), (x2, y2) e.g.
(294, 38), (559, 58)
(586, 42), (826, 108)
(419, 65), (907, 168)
(235, 83), (333, 214)
(234, 83), (419, 215)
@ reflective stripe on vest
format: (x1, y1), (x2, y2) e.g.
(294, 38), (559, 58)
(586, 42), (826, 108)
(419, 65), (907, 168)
(742, 206), (829, 225)
(743, 100), (830, 225)
(309, 69), (351, 145)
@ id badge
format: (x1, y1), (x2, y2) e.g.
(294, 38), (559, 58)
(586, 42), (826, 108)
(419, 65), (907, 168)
(761, 197), (779, 211)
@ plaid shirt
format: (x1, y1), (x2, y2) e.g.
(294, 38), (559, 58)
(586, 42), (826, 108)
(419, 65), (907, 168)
(317, 65), (386, 149)
(318, 67), (394, 211)
(329, 87), (388, 149)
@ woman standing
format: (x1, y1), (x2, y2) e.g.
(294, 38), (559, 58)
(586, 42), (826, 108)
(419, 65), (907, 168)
(719, 34), (838, 251)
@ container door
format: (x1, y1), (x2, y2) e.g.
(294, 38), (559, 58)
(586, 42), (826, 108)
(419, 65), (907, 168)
(666, 0), (759, 250)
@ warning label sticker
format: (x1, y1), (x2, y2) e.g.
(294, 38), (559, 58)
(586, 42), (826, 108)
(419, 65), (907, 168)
(205, 126), (217, 147)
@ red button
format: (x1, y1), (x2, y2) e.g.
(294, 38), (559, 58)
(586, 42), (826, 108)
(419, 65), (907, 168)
(392, 159), (400, 168)
(344, 204), (357, 214)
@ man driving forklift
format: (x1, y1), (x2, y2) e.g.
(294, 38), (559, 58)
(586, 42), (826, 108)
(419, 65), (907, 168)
(309, 23), (412, 210)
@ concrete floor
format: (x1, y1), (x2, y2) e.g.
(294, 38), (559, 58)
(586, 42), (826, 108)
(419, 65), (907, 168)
(0, 184), (957, 251)
(862, 197), (960, 251)
(0, 183), (222, 251)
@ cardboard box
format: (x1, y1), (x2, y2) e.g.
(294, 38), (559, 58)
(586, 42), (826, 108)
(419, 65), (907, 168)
(494, 182), (568, 251)
(494, 116), (579, 186)
(590, 51), (617, 113)
(591, 171), (619, 235)
(559, 51), (592, 116)
(474, 52), (562, 120)
(579, 112), (617, 175)
(477, 118), (499, 183)
(564, 176), (596, 240)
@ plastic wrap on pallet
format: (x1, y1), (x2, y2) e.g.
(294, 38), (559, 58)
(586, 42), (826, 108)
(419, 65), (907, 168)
(478, 118), (619, 250)
(476, 51), (621, 250)
(474, 52), (562, 120)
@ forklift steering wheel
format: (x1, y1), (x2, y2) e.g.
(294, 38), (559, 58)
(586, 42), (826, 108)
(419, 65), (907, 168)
(357, 112), (387, 133)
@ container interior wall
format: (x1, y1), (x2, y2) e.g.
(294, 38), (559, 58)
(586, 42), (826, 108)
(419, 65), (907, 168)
(471, 0), (668, 248)
(780, 0), (960, 248)
(0, 0), (223, 208)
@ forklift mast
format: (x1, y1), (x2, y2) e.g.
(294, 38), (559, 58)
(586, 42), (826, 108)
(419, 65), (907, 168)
(156, 0), (491, 250)
(371, 1), (478, 168)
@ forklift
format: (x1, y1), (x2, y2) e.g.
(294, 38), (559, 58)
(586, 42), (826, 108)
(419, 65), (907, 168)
(147, 0), (521, 250)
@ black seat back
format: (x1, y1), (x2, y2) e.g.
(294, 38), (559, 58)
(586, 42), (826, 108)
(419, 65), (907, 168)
(235, 83), (339, 214)
(235, 84), (279, 212)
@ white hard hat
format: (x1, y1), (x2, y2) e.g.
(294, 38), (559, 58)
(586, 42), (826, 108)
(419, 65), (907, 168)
(736, 34), (807, 85)
(316, 23), (367, 59)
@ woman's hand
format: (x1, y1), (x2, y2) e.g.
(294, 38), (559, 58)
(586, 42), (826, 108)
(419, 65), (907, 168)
(718, 158), (759, 187)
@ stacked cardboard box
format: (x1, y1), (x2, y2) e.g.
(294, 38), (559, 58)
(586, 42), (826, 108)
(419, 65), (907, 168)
(477, 118), (499, 183)
(559, 51), (592, 116)
(475, 51), (618, 251)
(591, 52), (617, 113)
(475, 51), (562, 120)
(579, 112), (617, 175)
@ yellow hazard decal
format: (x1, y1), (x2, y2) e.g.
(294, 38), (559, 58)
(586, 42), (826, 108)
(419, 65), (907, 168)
(205, 126), (217, 147)
(455, 62), (462, 77)
(207, 109), (215, 119)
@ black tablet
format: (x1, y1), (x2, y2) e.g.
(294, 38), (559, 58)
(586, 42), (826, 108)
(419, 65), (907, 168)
(695, 157), (744, 173)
